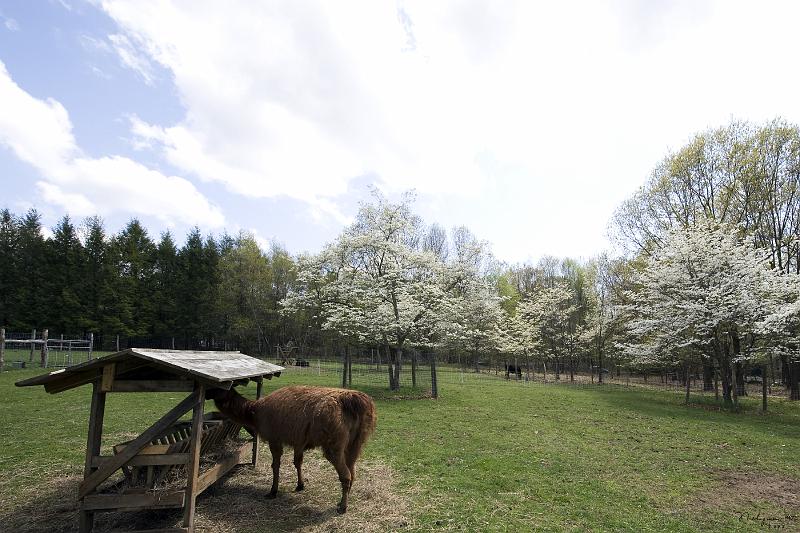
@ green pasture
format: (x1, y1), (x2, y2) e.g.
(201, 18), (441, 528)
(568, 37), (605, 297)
(0, 366), (798, 531)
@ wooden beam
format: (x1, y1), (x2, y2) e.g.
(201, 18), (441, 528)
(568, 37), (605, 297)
(79, 389), (202, 499)
(81, 490), (185, 511)
(252, 377), (263, 467)
(45, 370), (100, 394)
(183, 384), (205, 531)
(113, 443), (174, 455)
(79, 382), (106, 533)
(111, 380), (195, 393)
(197, 442), (251, 494)
(91, 453), (190, 468)
(100, 363), (116, 392)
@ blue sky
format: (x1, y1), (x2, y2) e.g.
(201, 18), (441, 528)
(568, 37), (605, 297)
(2, 1), (800, 262)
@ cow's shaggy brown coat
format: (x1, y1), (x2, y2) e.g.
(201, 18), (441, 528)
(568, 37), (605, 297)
(209, 385), (377, 513)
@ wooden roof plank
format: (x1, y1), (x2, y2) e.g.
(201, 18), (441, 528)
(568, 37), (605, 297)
(15, 349), (283, 393)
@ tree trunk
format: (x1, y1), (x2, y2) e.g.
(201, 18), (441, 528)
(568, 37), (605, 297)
(526, 352), (531, 381)
(411, 350), (417, 388)
(393, 347), (403, 391)
(762, 364), (768, 412)
(735, 361), (747, 397)
(555, 357), (560, 381)
(342, 346), (349, 388)
(569, 357), (575, 382)
(685, 361), (691, 403)
(720, 357), (732, 405)
(790, 360), (800, 401)
(702, 363), (714, 391)
(386, 345), (395, 390)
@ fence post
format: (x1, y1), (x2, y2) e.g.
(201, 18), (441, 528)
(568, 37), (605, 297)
(29, 328), (36, 362)
(88, 333), (94, 360)
(0, 327), (5, 373)
(115, 334), (120, 352)
(172, 337), (175, 350)
(430, 353), (438, 399)
(41, 329), (49, 368)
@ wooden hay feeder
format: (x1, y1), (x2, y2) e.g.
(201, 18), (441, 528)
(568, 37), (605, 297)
(15, 348), (284, 533)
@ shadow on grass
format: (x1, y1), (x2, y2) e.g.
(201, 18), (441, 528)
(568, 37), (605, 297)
(0, 452), (411, 533)
(591, 385), (800, 439)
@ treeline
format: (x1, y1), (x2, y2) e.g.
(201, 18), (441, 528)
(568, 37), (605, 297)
(0, 210), (299, 352)
(1, 119), (798, 403)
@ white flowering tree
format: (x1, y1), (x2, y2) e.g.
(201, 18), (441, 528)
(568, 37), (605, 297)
(620, 223), (796, 405)
(440, 277), (505, 373)
(757, 274), (800, 400)
(517, 283), (575, 381)
(284, 192), (450, 390)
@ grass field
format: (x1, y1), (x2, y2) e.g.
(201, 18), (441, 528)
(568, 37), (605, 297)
(0, 367), (798, 532)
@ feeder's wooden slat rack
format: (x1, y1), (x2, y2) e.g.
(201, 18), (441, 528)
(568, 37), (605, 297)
(16, 349), (282, 533)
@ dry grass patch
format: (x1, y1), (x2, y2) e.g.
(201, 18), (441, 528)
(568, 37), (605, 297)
(694, 470), (800, 531)
(699, 470), (800, 510)
(0, 451), (412, 532)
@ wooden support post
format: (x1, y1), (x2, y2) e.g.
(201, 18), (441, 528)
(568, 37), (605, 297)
(101, 363), (116, 392)
(0, 327), (5, 373)
(29, 328), (36, 363)
(252, 378), (263, 467)
(41, 329), (48, 368)
(184, 384), (206, 531)
(79, 390), (202, 498)
(79, 382), (106, 533)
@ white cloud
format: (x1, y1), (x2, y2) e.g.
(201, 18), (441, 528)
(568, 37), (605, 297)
(100, 1), (489, 213)
(2, 13), (19, 32)
(0, 61), (225, 229)
(108, 33), (156, 85)
(96, 0), (800, 261)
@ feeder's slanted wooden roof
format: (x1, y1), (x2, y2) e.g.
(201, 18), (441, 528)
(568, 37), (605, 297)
(15, 349), (284, 393)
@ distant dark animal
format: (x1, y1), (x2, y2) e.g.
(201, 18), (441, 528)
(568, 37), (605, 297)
(209, 385), (377, 513)
(505, 364), (523, 379)
(295, 359), (310, 367)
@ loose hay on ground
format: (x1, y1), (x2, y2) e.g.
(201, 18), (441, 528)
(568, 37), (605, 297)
(0, 451), (412, 533)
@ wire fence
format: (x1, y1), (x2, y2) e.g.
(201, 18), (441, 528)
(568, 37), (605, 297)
(266, 351), (437, 398)
(0, 329), (792, 401)
(0, 329), (96, 369)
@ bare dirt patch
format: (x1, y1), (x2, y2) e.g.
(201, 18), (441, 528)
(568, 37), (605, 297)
(0, 451), (412, 532)
(695, 470), (800, 531)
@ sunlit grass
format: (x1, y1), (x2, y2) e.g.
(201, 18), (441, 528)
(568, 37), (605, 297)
(1, 366), (798, 531)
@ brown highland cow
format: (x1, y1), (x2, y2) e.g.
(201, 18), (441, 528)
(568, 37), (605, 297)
(209, 385), (377, 513)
